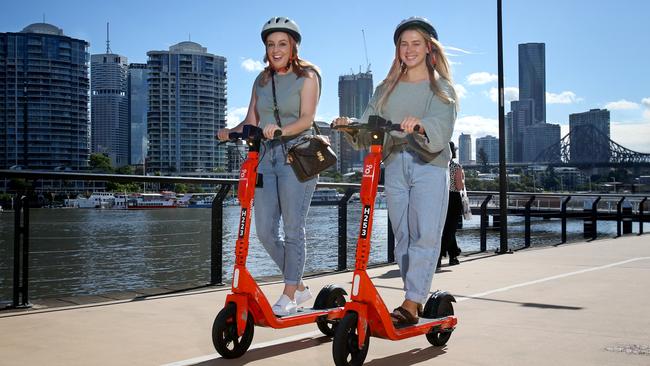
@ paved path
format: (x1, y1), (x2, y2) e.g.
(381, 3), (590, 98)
(1, 235), (649, 365)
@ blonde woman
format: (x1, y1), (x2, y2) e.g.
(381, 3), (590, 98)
(218, 17), (320, 316)
(333, 16), (457, 324)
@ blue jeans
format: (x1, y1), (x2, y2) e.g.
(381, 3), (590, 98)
(384, 151), (449, 304)
(254, 141), (317, 285)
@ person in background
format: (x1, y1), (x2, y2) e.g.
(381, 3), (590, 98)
(217, 16), (320, 316)
(439, 141), (463, 268)
(332, 16), (457, 324)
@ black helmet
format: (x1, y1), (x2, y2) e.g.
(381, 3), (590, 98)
(261, 16), (301, 44)
(394, 16), (438, 44)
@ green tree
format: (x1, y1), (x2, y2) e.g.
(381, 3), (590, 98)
(106, 182), (141, 192)
(175, 183), (189, 193)
(477, 148), (489, 173)
(89, 153), (113, 173)
(115, 165), (135, 175)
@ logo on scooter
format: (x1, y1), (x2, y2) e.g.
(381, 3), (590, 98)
(238, 208), (248, 238)
(363, 164), (373, 177)
(360, 205), (371, 238)
(240, 168), (247, 179)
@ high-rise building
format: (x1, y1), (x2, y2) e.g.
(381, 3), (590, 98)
(338, 71), (373, 173)
(0, 23), (90, 170)
(146, 41), (226, 174)
(91, 52), (129, 167)
(128, 63), (148, 166)
(510, 99), (535, 162)
(569, 108), (611, 163)
(518, 43), (545, 123)
(476, 135), (499, 164)
(458, 133), (472, 164)
(226, 143), (246, 173)
(505, 112), (514, 163)
(522, 122), (561, 163)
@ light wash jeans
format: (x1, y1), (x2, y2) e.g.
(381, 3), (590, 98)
(254, 141), (317, 285)
(384, 150), (449, 304)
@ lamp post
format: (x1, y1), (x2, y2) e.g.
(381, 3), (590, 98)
(496, 0), (509, 254)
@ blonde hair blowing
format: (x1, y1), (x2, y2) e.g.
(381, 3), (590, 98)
(376, 28), (457, 113)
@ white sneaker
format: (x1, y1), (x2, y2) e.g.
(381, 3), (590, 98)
(272, 294), (297, 316)
(294, 286), (313, 306)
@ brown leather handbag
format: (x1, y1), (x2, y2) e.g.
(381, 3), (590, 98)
(285, 130), (337, 182)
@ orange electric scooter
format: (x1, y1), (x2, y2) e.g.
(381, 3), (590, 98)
(331, 116), (457, 366)
(212, 124), (347, 359)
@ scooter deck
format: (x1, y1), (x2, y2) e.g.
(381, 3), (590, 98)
(393, 316), (453, 330)
(274, 306), (343, 319)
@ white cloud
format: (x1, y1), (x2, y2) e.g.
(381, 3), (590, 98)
(241, 58), (264, 72)
(445, 46), (473, 55)
(644, 109), (650, 122)
(546, 91), (581, 104)
(611, 121), (650, 153)
(604, 99), (639, 110)
(488, 87), (519, 103)
(226, 107), (248, 128)
(641, 97), (650, 108)
(452, 115), (499, 146)
(454, 84), (467, 99)
(467, 72), (497, 85)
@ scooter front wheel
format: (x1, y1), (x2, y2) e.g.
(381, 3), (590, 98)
(332, 312), (370, 366)
(212, 303), (254, 358)
(314, 284), (348, 336)
(424, 291), (455, 346)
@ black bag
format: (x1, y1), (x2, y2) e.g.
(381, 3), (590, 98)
(271, 71), (337, 182)
(286, 134), (337, 182)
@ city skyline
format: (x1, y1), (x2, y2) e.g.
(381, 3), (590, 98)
(2, 0), (649, 156)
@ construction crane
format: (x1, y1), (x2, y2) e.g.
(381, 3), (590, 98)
(361, 29), (371, 73)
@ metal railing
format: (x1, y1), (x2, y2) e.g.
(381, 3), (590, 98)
(0, 170), (382, 308)
(468, 191), (648, 251)
(1, 170), (648, 309)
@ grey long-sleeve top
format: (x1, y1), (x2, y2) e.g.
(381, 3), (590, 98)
(346, 76), (457, 168)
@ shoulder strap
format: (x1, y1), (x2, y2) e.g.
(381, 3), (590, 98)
(271, 68), (323, 134)
(270, 71), (282, 127)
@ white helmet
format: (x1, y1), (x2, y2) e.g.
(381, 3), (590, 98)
(261, 16), (301, 44)
(394, 16), (438, 44)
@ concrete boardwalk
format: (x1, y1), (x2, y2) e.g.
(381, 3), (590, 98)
(1, 235), (649, 365)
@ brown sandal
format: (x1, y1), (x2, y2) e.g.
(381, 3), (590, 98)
(390, 306), (419, 325)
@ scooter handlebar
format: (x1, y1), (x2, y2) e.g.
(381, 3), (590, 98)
(217, 126), (282, 144)
(331, 121), (420, 133)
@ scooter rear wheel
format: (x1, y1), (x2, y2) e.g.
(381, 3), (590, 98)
(424, 293), (455, 346)
(332, 312), (370, 366)
(212, 303), (254, 358)
(314, 285), (348, 336)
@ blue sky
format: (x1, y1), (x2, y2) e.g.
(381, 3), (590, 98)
(3, 0), (649, 154)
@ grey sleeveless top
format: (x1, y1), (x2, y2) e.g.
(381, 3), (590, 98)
(255, 71), (311, 140)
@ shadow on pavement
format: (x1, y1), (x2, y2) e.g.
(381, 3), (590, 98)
(364, 346), (447, 366)
(192, 335), (332, 365)
(457, 295), (583, 310)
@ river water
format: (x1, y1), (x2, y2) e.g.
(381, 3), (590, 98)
(0, 205), (633, 301)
